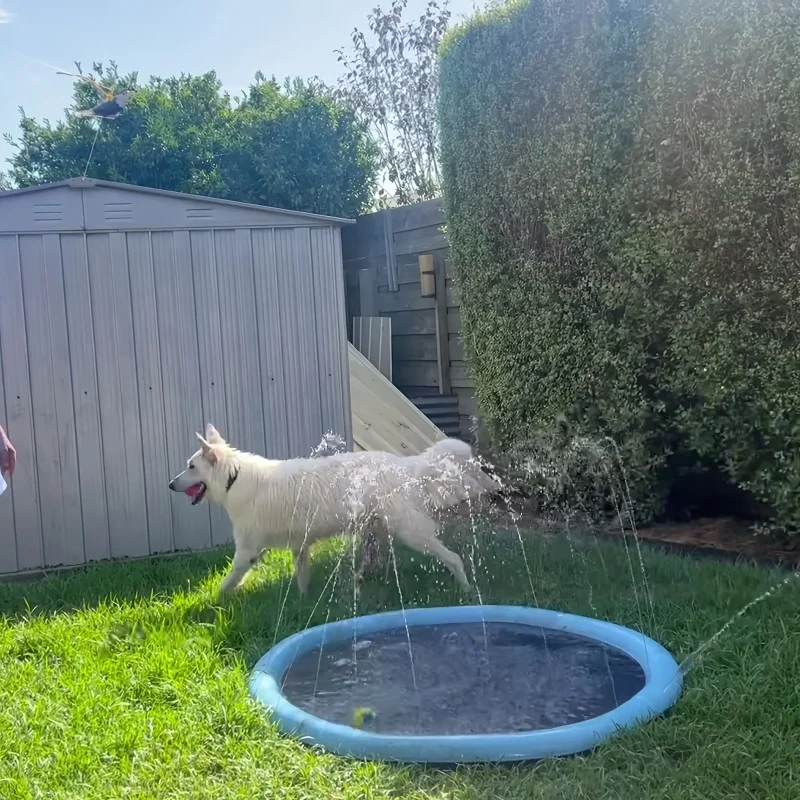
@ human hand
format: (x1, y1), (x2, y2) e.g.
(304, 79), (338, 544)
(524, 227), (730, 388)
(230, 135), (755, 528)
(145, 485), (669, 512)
(0, 436), (15, 477)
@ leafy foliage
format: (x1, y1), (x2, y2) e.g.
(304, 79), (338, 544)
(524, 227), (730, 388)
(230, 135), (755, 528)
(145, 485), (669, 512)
(439, 0), (800, 527)
(337, 0), (450, 206)
(5, 63), (378, 219)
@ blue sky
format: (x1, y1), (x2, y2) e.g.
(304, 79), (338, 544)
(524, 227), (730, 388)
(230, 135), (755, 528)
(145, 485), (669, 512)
(0, 0), (478, 172)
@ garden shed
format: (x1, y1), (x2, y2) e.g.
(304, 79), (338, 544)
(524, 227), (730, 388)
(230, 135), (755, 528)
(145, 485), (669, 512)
(0, 177), (352, 575)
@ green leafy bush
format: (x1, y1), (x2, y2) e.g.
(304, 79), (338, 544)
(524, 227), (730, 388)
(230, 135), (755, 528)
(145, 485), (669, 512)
(439, 0), (800, 526)
(7, 66), (378, 219)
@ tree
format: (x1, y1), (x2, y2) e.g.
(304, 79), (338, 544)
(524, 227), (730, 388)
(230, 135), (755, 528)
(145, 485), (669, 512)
(336, 0), (450, 206)
(5, 62), (378, 219)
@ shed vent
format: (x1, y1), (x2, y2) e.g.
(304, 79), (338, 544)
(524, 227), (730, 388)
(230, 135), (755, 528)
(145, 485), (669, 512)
(32, 203), (63, 223)
(104, 202), (134, 221)
(186, 207), (214, 219)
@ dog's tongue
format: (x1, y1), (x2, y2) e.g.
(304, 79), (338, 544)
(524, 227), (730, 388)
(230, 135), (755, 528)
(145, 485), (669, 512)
(185, 483), (205, 500)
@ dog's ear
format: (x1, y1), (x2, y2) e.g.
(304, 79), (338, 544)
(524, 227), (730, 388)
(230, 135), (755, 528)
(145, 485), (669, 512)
(205, 423), (223, 444)
(196, 433), (218, 464)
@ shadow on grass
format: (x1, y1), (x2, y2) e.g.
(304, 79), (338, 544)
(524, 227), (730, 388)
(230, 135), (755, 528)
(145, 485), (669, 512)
(0, 546), (236, 619)
(0, 521), (473, 627)
(0, 534), (389, 660)
(1, 521), (785, 649)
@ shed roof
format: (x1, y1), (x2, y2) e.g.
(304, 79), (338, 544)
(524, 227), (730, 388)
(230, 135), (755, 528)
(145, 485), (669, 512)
(0, 178), (354, 233)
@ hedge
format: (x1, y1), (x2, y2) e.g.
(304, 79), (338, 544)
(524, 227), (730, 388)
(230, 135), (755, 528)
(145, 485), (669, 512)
(439, 0), (800, 526)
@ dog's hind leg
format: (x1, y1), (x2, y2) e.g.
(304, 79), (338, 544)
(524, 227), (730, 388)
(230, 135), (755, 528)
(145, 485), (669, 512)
(293, 547), (310, 595)
(388, 509), (470, 590)
(219, 536), (261, 593)
(354, 519), (385, 586)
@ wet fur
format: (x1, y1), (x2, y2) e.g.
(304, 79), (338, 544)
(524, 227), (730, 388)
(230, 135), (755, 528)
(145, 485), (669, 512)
(169, 425), (499, 595)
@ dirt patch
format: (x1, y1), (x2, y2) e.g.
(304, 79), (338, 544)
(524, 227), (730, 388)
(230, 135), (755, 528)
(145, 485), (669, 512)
(485, 502), (800, 569)
(631, 517), (800, 568)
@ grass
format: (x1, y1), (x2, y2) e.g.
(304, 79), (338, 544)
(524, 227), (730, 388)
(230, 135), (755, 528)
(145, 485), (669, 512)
(0, 523), (798, 800)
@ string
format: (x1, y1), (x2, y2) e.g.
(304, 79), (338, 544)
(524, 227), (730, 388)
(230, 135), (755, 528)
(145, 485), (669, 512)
(83, 123), (101, 178)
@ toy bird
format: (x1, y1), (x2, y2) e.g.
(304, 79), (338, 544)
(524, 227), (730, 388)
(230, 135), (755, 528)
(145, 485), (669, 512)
(57, 70), (135, 119)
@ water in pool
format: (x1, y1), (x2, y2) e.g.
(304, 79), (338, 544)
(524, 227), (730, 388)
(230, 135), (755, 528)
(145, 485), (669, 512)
(281, 621), (646, 735)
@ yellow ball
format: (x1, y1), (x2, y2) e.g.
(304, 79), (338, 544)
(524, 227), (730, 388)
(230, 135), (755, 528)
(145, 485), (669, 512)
(352, 707), (377, 729)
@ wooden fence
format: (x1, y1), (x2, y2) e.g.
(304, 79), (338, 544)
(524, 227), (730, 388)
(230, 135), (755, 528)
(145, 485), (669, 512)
(341, 198), (478, 437)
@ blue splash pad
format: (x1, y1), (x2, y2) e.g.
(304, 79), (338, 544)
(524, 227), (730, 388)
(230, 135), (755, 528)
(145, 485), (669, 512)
(249, 605), (682, 764)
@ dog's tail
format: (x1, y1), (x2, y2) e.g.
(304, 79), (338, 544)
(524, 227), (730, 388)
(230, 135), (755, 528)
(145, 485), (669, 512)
(421, 438), (501, 508)
(424, 437), (474, 463)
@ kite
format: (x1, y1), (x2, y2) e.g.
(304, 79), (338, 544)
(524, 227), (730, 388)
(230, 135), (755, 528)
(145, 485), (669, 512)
(57, 70), (135, 119)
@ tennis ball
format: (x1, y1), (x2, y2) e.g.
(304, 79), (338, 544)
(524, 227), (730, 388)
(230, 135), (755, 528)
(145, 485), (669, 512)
(352, 707), (377, 729)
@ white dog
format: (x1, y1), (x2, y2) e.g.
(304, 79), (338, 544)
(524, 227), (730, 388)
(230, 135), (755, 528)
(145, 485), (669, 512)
(168, 424), (498, 594)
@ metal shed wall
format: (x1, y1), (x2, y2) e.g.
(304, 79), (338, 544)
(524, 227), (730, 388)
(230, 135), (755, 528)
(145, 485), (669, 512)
(0, 180), (352, 574)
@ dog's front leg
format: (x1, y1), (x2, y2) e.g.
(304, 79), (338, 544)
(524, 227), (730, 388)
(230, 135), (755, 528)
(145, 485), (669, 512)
(219, 536), (261, 593)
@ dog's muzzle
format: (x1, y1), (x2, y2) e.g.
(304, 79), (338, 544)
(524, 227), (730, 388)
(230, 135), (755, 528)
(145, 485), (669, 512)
(169, 478), (207, 505)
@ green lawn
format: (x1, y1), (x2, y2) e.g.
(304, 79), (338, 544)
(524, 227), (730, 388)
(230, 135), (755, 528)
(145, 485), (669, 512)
(0, 524), (798, 800)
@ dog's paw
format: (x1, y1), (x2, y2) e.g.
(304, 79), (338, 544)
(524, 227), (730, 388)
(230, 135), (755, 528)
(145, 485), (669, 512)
(217, 578), (239, 595)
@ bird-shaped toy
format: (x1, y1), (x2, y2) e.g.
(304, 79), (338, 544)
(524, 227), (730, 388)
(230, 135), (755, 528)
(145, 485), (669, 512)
(58, 70), (134, 119)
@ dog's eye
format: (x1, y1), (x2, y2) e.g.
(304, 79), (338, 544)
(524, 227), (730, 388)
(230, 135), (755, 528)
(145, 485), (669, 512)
(189, 464), (195, 470)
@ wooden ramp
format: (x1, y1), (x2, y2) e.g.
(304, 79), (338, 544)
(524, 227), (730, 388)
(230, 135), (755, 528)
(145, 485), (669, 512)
(352, 316), (392, 382)
(348, 342), (445, 455)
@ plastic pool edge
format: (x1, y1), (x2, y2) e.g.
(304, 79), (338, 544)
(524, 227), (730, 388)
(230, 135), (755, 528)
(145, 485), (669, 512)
(248, 605), (683, 764)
